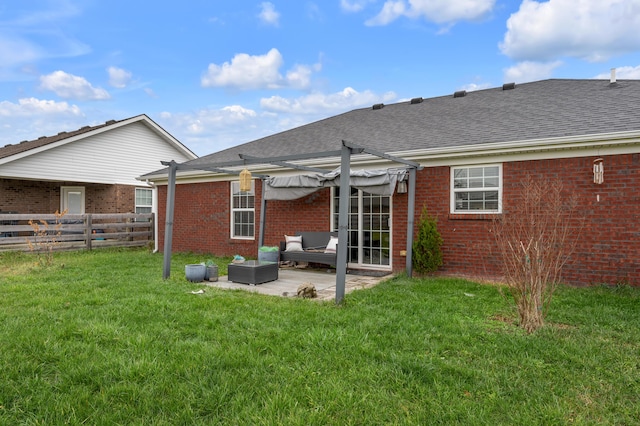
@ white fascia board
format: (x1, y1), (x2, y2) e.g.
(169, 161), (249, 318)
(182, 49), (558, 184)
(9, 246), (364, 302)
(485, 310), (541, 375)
(389, 131), (640, 166)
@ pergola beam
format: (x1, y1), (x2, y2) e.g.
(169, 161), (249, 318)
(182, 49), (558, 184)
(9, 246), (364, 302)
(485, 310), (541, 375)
(342, 140), (422, 169)
(239, 154), (329, 173)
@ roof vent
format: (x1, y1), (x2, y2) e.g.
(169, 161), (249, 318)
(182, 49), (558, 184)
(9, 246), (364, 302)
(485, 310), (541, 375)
(20, 140), (29, 144)
(372, 103), (384, 110)
(453, 90), (467, 98)
(80, 126), (90, 130)
(38, 136), (47, 140)
(105, 119), (116, 125)
(610, 67), (618, 86)
(410, 97), (423, 104)
(57, 131), (67, 136)
(502, 82), (516, 90)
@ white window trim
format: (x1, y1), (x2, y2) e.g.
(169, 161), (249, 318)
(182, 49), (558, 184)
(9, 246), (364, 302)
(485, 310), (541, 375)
(450, 164), (503, 214)
(60, 186), (85, 214)
(135, 187), (154, 221)
(230, 180), (255, 240)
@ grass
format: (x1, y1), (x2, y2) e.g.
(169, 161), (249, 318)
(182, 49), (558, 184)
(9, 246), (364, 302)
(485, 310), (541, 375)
(1, 248), (639, 425)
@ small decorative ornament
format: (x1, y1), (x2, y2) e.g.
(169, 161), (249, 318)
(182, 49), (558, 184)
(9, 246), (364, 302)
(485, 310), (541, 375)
(593, 158), (604, 184)
(239, 168), (252, 192)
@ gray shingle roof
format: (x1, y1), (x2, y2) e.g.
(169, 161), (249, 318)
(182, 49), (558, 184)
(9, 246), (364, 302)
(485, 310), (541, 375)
(188, 78), (640, 166)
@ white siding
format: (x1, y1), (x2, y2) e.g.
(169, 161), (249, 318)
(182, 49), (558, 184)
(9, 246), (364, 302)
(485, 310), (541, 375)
(1, 122), (193, 185)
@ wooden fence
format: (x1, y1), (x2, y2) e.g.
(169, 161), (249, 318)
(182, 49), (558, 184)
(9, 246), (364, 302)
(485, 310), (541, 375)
(0, 213), (154, 253)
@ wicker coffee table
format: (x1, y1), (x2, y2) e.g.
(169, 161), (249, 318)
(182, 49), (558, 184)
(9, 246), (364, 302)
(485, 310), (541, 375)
(227, 260), (278, 285)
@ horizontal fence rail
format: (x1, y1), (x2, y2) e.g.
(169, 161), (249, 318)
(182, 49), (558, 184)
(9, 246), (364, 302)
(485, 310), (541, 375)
(0, 213), (154, 253)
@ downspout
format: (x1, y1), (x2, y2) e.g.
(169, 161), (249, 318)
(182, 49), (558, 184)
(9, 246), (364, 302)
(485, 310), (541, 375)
(146, 179), (159, 254)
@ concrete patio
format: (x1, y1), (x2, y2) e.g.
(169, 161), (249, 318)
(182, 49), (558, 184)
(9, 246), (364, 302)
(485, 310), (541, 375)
(204, 266), (391, 300)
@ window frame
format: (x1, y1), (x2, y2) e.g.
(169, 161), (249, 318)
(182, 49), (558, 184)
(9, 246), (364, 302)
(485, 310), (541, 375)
(450, 164), (502, 214)
(135, 187), (154, 221)
(230, 180), (255, 240)
(60, 186), (85, 214)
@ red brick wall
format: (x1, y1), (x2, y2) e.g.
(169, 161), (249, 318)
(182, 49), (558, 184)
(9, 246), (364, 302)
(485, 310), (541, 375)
(156, 153), (639, 286)
(0, 179), (136, 214)
(157, 181), (331, 259)
(404, 154), (639, 286)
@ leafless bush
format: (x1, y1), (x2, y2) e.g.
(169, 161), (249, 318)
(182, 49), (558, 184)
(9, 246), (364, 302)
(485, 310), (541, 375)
(27, 209), (67, 267)
(492, 176), (581, 333)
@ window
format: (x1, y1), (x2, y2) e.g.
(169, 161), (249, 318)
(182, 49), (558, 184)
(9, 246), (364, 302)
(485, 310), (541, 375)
(451, 164), (502, 213)
(135, 188), (153, 220)
(231, 181), (255, 239)
(61, 186), (85, 214)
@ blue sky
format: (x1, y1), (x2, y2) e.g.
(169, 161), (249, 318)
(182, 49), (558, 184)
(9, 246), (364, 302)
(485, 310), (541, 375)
(2, 0), (640, 156)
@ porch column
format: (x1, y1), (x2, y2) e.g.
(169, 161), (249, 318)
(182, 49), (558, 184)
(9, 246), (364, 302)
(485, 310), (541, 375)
(405, 167), (417, 277)
(335, 143), (351, 304)
(162, 161), (177, 280)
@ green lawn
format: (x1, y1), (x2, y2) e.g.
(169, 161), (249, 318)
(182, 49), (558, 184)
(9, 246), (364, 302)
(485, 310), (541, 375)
(1, 248), (638, 425)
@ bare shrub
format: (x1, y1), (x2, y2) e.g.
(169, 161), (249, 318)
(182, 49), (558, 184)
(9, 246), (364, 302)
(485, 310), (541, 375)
(492, 176), (581, 333)
(27, 209), (67, 267)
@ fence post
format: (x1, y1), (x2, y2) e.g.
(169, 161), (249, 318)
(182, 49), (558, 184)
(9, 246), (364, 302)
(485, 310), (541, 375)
(85, 214), (93, 250)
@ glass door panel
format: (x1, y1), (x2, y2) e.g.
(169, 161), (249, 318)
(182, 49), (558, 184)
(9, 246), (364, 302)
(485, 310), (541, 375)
(333, 187), (391, 269)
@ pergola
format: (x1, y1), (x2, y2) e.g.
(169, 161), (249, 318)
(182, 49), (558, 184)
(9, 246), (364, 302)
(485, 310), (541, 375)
(161, 140), (422, 304)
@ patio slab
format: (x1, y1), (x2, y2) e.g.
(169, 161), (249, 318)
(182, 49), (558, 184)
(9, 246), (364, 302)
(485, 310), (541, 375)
(204, 266), (390, 300)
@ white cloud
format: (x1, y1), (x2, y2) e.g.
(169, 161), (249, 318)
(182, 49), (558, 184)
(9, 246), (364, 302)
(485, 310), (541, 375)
(500, 0), (640, 62)
(144, 87), (158, 98)
(341, 0), (373, 13)
(285, 64), (314, 90)
(39, 70), (110, 100)
(258, 2), (280, 26)
(366, 0), (495, 26)
(201, 48), (318, 90)
(503, 61), (563, 83)
(107, 66), (132, 88)
(0, 97), (82, 117)
(595, 65), (640, 79)
(460, 82), (492, 92)
(260, 87), (397, 114)
(160, 105), (258, 135)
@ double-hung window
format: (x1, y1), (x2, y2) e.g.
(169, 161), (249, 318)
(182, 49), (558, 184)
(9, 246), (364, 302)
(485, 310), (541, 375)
(231, 181), (255, 239)
(451, 164), (502, 213)
(135, 188), (153, 222)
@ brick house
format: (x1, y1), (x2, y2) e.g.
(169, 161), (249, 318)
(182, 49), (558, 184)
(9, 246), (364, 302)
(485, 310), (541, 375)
(0, 114), (196, 222)
(142, 79), (640, 286)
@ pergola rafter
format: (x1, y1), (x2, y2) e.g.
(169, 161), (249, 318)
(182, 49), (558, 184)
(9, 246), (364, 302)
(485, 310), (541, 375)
(161, 140), (422, 304)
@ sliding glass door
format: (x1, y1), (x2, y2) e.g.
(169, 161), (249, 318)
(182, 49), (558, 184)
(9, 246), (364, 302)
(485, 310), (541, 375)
(332, 187), (391, 270)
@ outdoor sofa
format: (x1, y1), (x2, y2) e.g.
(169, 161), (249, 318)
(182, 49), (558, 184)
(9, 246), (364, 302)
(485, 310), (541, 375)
(279, 231), (339, 267)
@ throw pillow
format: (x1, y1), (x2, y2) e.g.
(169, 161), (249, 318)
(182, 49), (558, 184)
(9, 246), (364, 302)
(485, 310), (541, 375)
(285, 235), (303, 252)
(324, 236), (338, 254)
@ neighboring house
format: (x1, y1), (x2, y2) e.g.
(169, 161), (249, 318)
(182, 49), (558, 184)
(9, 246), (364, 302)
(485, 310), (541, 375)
(0, 114), (197, 222)
(142, 78), (640, 286)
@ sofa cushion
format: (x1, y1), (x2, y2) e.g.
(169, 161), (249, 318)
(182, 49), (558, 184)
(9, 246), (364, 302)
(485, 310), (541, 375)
(324, 236), (338, 254)
(284, 235), (303, 252)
